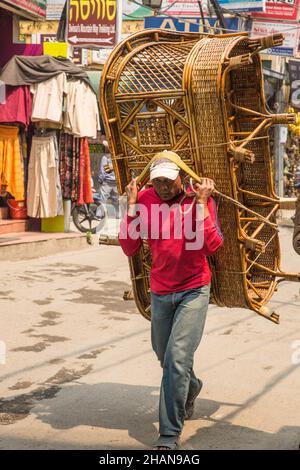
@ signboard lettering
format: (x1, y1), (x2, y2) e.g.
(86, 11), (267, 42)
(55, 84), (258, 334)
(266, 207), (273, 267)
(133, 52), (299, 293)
(68, 0), (117, 47)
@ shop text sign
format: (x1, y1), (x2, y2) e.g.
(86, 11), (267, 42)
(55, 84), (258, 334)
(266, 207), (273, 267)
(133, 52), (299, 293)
(144, 16), (239, 33)
(5, 0), (46, 17)
(68, 0), (117, 47)
(251, 20), (299, 55)
(46, 0), (65, 20)
(161, 0), (209, 16)
(219, 0), (265, 12)
(252, 0), (299, 20)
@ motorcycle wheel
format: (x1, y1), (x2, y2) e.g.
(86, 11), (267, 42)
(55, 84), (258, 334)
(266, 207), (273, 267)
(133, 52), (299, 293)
(72, 202), (106, 234)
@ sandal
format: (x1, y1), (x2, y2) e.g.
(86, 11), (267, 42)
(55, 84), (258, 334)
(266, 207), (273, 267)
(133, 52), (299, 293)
(185, 378), (203, 420)
(153, 434), (180, 450)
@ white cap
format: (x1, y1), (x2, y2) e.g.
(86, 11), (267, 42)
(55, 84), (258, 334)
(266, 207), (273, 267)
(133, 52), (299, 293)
(150, 159), (180, 181)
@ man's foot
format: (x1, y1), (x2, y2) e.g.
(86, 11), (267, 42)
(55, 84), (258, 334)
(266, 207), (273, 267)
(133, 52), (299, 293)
(185, 378), (203, 420)
(153, 435), (180, 450)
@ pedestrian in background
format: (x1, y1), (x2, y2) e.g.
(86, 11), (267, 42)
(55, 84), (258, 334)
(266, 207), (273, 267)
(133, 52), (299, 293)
(98, 140), (119, 218)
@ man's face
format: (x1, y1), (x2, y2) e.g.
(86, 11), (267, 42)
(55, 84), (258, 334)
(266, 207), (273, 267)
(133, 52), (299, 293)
(151, 175), (181, 201)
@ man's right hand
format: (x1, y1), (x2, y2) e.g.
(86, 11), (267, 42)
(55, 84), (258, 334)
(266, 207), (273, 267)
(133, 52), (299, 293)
(125, 178), (138, 205)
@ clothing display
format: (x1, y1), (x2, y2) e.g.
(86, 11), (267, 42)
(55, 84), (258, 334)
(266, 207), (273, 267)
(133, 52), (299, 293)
(0, 86), (32, 127)
(0, 125), (24, 200)
(0, 54), (99, 229)
(59, 133), (80, 201)
(59, 134), (93, 204)
(30, 73), (68, 125)
(64, 80), (100, 138)
(77, 138), (94, 205)
(27, 133), (63, 218)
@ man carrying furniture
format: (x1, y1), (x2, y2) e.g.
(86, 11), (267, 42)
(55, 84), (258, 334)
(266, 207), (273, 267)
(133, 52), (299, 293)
(119, 151), (224, 450)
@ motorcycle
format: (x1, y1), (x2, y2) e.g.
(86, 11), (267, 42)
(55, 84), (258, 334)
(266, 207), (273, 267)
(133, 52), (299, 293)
(71, 192), (107, 234)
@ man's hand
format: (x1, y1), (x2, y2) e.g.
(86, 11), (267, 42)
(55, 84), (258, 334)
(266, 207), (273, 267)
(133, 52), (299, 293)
(192, 178), (215, 205)
(125, 178), (138, 205)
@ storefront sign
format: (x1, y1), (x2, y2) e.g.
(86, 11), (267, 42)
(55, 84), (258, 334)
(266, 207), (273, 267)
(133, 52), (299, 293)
(2, 0), (46, 18)
(219, 0), (265, 12)
(43, 41), (68, 58)
(122, 19), (144, 38)
(40, 34), (58, 43)
(91, 49), (113, 65)
(19, 21), (59, 36)
(251, 21), (299, 56)
(252, 0), (299, 20)
(289, 59), (300, 108)
(73, 48), (88, 66)
(46, 0), (65, 20)
(144, 16), (239, 34)
(160, 0), (209, 16)
(68, 0), (117, 47)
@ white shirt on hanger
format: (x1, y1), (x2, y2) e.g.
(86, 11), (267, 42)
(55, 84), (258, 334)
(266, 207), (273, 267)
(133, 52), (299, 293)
(64, 79), (100, 138)
(30, 73), (68, 124)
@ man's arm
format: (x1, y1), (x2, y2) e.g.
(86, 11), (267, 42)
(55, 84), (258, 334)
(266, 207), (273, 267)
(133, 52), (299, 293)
(193, 178), (224, 256)
(201, 197), (224, 256)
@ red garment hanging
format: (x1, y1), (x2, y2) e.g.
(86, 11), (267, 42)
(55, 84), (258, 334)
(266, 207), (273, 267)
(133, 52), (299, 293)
(0, 86), (32, 126)
(76, 138), (93, 205)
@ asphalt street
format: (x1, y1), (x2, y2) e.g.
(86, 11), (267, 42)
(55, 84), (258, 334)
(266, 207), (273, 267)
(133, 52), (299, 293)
(0, 226), (300, 449)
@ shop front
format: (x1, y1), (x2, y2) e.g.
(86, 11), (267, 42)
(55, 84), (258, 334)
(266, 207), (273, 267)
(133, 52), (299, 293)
(0, 1), (46, 19)
(0, 51), (100, 238)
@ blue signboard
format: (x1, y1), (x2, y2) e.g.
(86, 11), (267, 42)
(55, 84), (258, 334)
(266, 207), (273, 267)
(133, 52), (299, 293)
(144, 16), (240, 33)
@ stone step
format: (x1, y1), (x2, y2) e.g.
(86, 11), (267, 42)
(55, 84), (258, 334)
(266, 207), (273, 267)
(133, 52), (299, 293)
(0, 218), (40, 234)
(0, 207), (9, 219)
(0, 231), (87, 260)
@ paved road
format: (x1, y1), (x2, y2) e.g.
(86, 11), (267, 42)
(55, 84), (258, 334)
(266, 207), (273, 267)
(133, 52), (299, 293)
(0, 227), (300, 449)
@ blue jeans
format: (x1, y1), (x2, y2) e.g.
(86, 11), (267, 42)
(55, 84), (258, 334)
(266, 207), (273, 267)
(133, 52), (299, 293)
(151, 284), (210, 436)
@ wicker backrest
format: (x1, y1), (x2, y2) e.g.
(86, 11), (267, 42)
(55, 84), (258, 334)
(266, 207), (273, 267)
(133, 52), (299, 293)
(100, 30), (298, 323)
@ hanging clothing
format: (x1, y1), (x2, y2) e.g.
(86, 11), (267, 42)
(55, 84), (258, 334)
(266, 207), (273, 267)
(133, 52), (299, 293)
(0, 125), (24, 200)
(64, 80), (100, 138)
(0, 86), (32, 127)
(77, 138), (93, 205)
(19, 128), (28, 191)
(59, 133), (80, 201)
(30, 73), (68, 125)
(0, 55), (90, 87)
(27, 134), (63, 218)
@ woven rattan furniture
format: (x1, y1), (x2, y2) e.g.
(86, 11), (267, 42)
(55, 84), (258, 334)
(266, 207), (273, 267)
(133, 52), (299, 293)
(100, 29), (299, 323)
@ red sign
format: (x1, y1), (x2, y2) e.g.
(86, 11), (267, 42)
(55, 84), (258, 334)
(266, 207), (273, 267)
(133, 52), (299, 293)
(68, 0), (117, 47)
(4, 0), (46, 18)
(252, 0), (299, 20)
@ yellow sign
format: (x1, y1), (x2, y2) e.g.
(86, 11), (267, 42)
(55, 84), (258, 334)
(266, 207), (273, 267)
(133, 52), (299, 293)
(43, 42), (68, 58)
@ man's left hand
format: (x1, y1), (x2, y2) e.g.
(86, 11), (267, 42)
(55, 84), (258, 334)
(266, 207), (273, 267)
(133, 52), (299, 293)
(192, 178), (215, 205)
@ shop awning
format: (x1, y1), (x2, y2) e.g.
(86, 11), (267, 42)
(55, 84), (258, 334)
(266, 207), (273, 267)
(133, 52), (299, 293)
(0, 0), (46, 19)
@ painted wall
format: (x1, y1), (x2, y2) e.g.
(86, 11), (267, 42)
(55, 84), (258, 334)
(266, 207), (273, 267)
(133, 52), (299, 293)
(0, 9), (42, 69)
